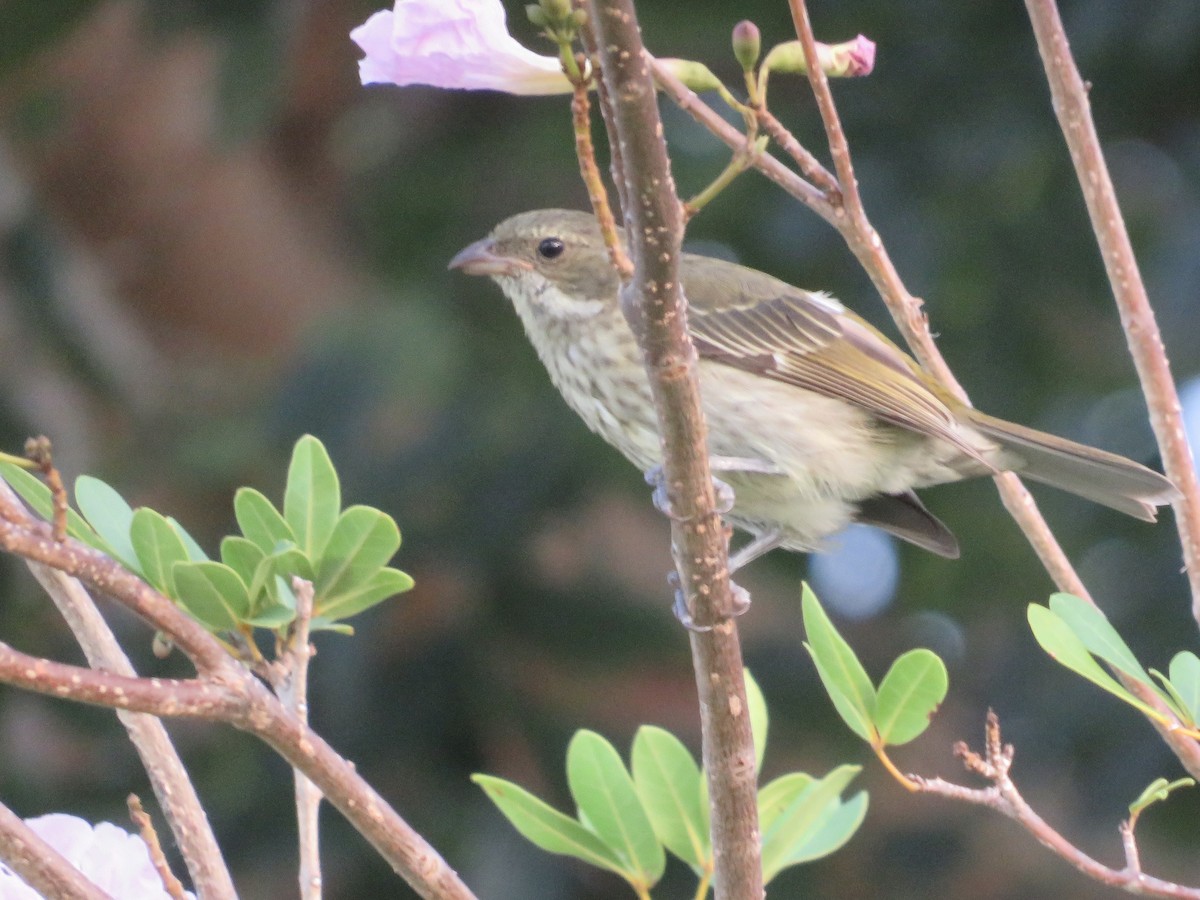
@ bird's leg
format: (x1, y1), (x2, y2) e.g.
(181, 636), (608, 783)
(644, 464), (735, 518)
(728, 527), (784, 573)
(647, 460), (781, 630)
(668, 570), (752, 632)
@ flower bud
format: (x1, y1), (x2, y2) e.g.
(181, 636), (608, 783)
(762, 34), (876, 79)
(541, 0), (573, 20)
(732, 20), (761, 72)
(526, 3), (549, 28)
(657, 58), (723, 93)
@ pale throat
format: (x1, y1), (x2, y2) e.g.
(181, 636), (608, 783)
(497, 273), (607, 321)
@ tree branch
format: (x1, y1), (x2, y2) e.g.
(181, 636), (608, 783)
(25, 557), (237, 900)
(0, 499), (477, 899)
(913, 713), (1200, 899)
(0, 802), (111, 900)
(586, 3), (763, 897)
(1022, 0), (1200, 627)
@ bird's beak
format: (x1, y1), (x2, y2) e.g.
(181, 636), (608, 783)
(448, 238), (532, 277)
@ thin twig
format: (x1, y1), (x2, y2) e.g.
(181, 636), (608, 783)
(1022, 0), (1200, 627)
(586, 3), (763, 898)
(0, 801), (112, 900)
(782, 0), (1200, 777)
(128, 795), (190, 900)
(912, 713), (1200, 899)
(278, 578), (323, 900)
(752, 106), (839, 195)
(651, 56), (834, 219)
(571, 79), (633, 276)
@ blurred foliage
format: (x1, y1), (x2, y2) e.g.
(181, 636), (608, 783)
(0, 0), (1198, 897)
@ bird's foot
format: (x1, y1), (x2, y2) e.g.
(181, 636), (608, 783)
(668, 570), (752, 632)
(644, 464), (735, 519)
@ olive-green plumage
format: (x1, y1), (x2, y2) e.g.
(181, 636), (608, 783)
(450, 209), (1177, 565)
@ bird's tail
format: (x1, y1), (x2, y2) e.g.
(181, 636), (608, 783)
(966, 411), (1179, 521)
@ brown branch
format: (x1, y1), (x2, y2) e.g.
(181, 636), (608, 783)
(0, 802), (112, 900)
(656, 1), (1200, 778)
(0, 632), (478, 900)
(585, 3), (763, 898)
(912, 713), (1200, 899)
(784, 0), (1200, 778)
(0, 496), (477, 899)
(127, 795), (190, 900)
(1022, 0), (1200, 627)
(275, 578), (322, 900)
(0, 508), (230, 675)
(752, 106), (839, 196)
(650, 57), (834, 219)
(26, 561), (238, 900)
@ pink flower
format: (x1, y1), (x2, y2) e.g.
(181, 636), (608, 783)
(838, 35), (876, 77)
(0, 814), (192, 899)
(351, 0), (572, 95)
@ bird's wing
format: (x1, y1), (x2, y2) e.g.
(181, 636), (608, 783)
(686, 280), (989, 464)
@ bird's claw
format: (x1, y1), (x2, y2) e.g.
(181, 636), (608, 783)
(644, 465), (735, 520)
(668, 570), (751, 632)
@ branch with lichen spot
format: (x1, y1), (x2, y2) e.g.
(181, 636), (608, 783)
(0, 476), (238, 900)
(0, 491), (478, 900)
(585, 2), (763, 899)
(910, 712), (1200, 900)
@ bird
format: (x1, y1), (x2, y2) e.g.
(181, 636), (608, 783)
(449, 208), (1177, 574)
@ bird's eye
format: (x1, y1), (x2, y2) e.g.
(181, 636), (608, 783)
(537, 237), (565, 260)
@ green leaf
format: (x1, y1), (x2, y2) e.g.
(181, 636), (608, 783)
(760, 765), (862, 882)
(234, 487), (294, 555)
(1027, 605), (1158, 718)
(172, 561), (251, 631)
(801, 584), (875, 742)
(873, 649), (948, 746)
(244, 600), (298, 629)
(1168, 652), (1200, 725)
(744, 668), (768, 773)
(130, 508), (190, 596)
(168, 517), (209, 562)
(74, 474), (137, 565)
(220, 536), (265, 587)
(758, 773), (813, 834)
(783, 791), (868, 867)
(315, 506), (401, 598)
(1048, 593), (1154, 689)
(630, 726), (709, 873)
(316, 567), (412, 622)
(283, 435), (340, 560)
(1129, 777), (1195, 817)
(473, 775), (626, 876)
(308, 616), (353, 635)
(567, 730), (665, 885)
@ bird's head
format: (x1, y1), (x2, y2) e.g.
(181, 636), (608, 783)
(449, 209), (621, 320)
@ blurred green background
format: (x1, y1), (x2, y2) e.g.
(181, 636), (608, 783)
(0, 0), (1198, 897)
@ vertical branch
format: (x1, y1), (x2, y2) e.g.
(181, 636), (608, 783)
(0, 473), (237, 900)
(278, 579), (322, 900)
(1023, 0), (1200, 625)
(586, 2), (763, 897)
(26, 563), (239, 900)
